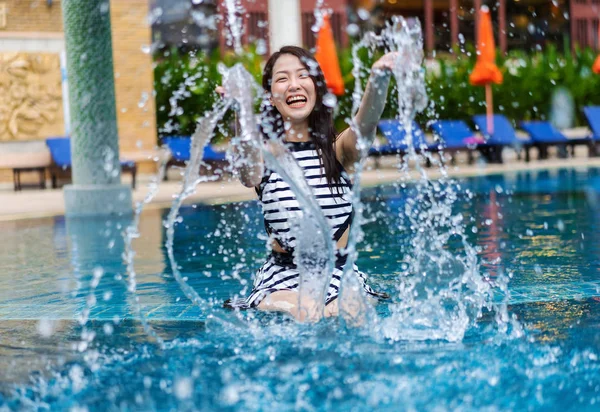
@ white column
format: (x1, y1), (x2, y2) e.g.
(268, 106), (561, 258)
(268, 0), (302, 52)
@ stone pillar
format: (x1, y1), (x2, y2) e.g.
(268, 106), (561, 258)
(66, 215), (131, 321)
(268, 0), (302, 52)
(61, 0), (131, 217)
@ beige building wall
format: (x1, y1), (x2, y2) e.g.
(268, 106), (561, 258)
(110, 0), (157, 159)
(0, 0), (64, 32)
(0, 0), (157, 184)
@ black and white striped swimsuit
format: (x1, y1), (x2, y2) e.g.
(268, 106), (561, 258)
(226, 141), (387, 309)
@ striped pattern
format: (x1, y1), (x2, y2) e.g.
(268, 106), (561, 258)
(248, 257), (379, 308)
(258, 141), (353, 250)
(224, 141), (388, 310)
(227, 256), (383, 309)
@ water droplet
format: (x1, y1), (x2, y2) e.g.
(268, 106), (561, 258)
(138, 92), (149, 108)
(147, 7), (163, 25)
(103, 323), (114, 335)
(37, 318), (58, 337)
(174, 377), (193, 399)
(346, 23), (360, 36)
(357, 8), (370, 21)
(256, 39), (267, 55)
(323, 92), (337, 108)
(91, 267), (103, 288)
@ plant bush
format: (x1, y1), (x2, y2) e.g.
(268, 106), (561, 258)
(153, 46), (263, 142)
(425, 44), (600, 128)
(153, 43), (600, 142)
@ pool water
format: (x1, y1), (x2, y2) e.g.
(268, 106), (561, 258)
(1, 167), (599, 410)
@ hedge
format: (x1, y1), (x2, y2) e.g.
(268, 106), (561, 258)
(153, 44), (600, 141)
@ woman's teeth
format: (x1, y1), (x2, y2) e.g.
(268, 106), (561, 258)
(286, 96), (307, 107)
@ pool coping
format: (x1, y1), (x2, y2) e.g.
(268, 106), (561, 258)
(1, 148), (600, 222)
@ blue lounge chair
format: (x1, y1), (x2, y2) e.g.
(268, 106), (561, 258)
(370, 120), (433, 155)
(472, 115), (533, 163)
(519, 121), (570, 159)
(162, 136), (228, 180)
(46, 137), (137, 189)
(429, 120), (483, 165)
(583, 106), (600, 157)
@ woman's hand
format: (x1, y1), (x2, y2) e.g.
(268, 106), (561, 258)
(371, 51), (401, 77)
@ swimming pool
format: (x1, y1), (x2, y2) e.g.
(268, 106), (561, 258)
(1, 167), (599, 410)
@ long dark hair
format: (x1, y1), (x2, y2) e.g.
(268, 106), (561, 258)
(260, 46), (342, 193)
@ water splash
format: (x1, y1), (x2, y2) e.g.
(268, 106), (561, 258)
(163, 98), (232, 313)
(223, 0), (244, 55)
(339, 16), (519, 341)
(338, 17), (427, 326)
(261, 143), (335, 322)
(121, 147), (172, 348)
(221, 61), (336, 321)
(310, 0), (327, 34)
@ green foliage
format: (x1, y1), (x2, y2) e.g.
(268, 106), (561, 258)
(153, 43), (600, 142)
(153, 46), (263, 142)
(426, 44), (600, 128)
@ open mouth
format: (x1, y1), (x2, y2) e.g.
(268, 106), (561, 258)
(286, 95), (307, 108)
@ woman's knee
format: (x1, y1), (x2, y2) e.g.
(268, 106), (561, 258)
(257, 290), (298, 312)
(324, 299), (339, 317)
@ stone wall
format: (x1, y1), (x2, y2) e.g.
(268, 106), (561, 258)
(110, 0), (157, 155)
(0, 52), (65, 141)
(0, 0), (157, 185)
(0, 0), (63, 32)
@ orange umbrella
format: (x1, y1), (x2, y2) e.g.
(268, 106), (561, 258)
(469, 6), (503, 134)
(594, 24), (600, 74)
(314, 14), (344, 96)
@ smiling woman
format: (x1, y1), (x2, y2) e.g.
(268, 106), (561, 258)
(224, 45), (399, 320)
(270, 55), (316, 121)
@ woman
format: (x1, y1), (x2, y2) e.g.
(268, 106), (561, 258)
(224, 46), (397, 320)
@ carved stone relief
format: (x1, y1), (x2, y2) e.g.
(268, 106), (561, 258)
(0, 52), (64, 141)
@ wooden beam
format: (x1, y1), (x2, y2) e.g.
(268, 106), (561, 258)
(424, 0), (434, 54)
(449, 0), (458, 46)
(474, 0), (481, 44)
(498, 0), (506, 53)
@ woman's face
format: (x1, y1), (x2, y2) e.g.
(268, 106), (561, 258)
(269, 54), (317, 125)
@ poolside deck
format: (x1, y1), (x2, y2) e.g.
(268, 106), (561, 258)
(1, 145), (600, 221)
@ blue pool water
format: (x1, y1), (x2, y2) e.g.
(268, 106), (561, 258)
(1, 167), (599, 410)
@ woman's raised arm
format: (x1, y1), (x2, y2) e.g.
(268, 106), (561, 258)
(336, 52), (398, 168)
